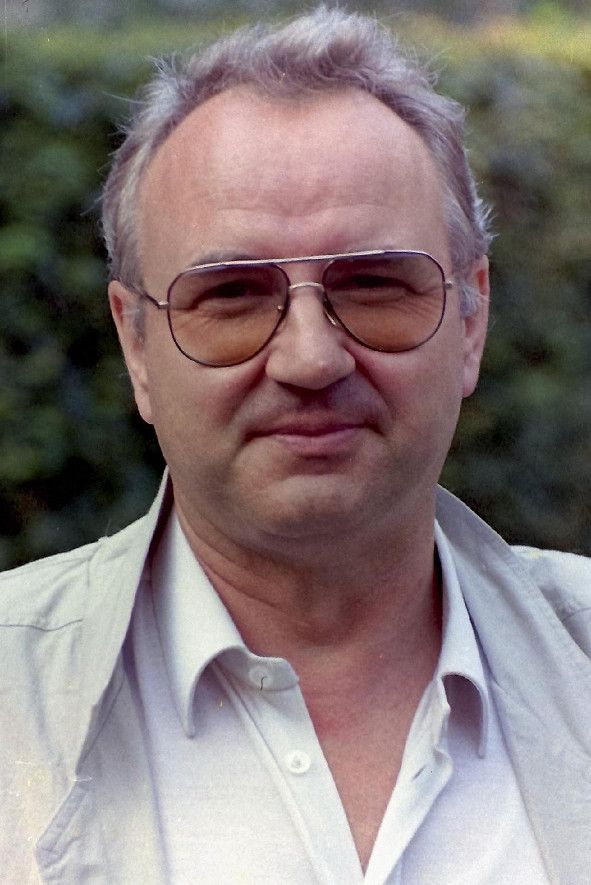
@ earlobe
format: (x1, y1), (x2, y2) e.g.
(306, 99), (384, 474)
(461, 256), (490, 399)
(108, 281), (154, 425)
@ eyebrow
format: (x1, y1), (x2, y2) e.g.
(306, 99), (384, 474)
(186, 250), (259, 267)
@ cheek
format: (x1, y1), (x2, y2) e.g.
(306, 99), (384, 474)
(143, 334), (262, 456)
(356, 334), (465, 435)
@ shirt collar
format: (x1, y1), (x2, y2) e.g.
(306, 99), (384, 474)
(150, 506), (490, 750)
(149, 509), (245, 737)
(435, 520), (490, 755)
(150, 509), (298, 737)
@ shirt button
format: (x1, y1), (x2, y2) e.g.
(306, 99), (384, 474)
(249, 665), (273, 690)
(285, 750), (311, 774)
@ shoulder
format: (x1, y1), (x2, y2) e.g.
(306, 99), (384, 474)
(499, 544), (591, 657)
(0, 516), (148, 631)
(0, 474), (170, 633)
(0, 541), (100, 630)
(511, 545), (591, 622)
(436, 486), (591, 643)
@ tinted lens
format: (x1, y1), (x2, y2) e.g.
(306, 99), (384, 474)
(168, 264), (287, 366)
(323, 253), (446, 352)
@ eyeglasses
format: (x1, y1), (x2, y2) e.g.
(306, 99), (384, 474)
(141, 249), (453, 368)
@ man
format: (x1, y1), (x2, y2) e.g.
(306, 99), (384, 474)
(1, 7), (590, 883)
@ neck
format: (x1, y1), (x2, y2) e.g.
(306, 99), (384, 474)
(174, 491), (443, 872)
(174, 494), (441, 687)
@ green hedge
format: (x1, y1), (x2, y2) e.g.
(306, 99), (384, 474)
(1, 14), (590, 569)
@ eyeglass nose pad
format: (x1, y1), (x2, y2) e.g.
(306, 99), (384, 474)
(322, 296), (340, 328)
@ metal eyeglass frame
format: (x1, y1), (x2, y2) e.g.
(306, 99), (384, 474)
(139, 248), (454, 368)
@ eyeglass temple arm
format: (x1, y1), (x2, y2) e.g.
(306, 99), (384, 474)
(141, 291), (168, 309)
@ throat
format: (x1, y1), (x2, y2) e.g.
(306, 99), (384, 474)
(300, 630), (440, 873)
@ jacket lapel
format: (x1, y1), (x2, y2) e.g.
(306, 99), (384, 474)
(35, 476), (172, 883)
(36, 668), (166, 883)
(437, 487), (591, 884)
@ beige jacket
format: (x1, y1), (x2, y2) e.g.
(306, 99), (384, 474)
(1, 476), (590, 883)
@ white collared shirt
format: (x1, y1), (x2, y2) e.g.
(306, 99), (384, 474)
(128, 512), (548, 884)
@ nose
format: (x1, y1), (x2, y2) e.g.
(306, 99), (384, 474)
(264, 285), (356, 389)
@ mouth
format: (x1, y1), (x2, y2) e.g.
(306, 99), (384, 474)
(248, 416), (369, 457)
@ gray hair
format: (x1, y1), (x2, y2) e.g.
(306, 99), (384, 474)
(102, 6), (492, 315)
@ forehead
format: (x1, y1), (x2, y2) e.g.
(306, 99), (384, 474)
(137, 86), (446, 286)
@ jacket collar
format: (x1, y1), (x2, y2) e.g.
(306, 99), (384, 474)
(76, 476), (591, 759)
(436, 485), (591, 747)
(75, 471), (173, 769)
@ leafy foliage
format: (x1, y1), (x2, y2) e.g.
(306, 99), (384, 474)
(0, 14), (589, 568)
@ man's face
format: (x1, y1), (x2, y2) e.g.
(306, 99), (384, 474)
(110, 87), (488, 552)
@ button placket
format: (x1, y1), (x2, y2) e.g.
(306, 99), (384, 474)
(218, 659), (364, 883)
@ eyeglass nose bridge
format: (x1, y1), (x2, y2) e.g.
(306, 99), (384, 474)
(285, 280), (340, 327)
(288, 281), (325, 294)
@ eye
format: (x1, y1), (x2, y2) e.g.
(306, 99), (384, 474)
(199, 278), (268, 302)
(172, 273), (269, 312)
(330, 273), (417, 306)
(179, 274), (276, 323)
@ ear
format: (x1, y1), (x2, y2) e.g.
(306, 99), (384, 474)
(461, 255), (490, 398)
(108, 281), (154, 425)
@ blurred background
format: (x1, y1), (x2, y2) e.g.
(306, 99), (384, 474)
(1, 0), (590, 569)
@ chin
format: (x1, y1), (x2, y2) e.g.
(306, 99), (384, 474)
(239, 474), (381, 541)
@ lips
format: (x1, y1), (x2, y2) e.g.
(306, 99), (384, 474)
(248, 412), (367, 437)
(257, 420), (362, 437)
(247, 414), (370, 457)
